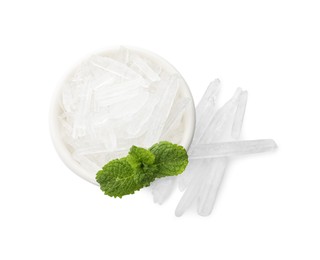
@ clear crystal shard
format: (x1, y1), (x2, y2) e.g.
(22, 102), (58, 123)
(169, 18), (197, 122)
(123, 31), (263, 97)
(151, 177), (176, 205)
(73, 144), (110, 156)
(232, 91), (248, 138)
(189, 139), (278, 159)
(143, 75), (180, 147)
(124, 84), (163, 137)
(197, 158), (228, 216)
(90, 55), (142, 80)
(160, 97), (191, 139)
(94, 78), (147, 101)
(109, 46), (130, 64)
(195, 90), (249, 216)
(192, 79), (221, 145)
(128, 53), (161, 82)
(199, 88), (242, 143)
(177, 80), (222, 191)
(194, 91), (243, 216)
(178, 88), (242, 192)
(175, 169), (206, 217)
(94, 86), (145, 107)
(176, 86), (257, 217)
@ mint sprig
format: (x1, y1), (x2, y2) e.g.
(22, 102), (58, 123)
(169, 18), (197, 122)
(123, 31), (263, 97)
(96, 141), (188, 198)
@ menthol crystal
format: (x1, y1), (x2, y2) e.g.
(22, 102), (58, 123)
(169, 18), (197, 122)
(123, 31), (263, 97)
(59, 47), (190, 182)
(175, 82), (277, 217)
(189, 139), (277, 159)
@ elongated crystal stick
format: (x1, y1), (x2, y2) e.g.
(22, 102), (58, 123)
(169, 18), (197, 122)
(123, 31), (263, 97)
(199, 88), (242, 143)
(125, 83), (164, 137)
(129, 53), (161, 82)
(191, 79), (221, 146)
(104, 91), (150, 119)
(177, 80), (222, 191)
(175, 169), (206, 217)
(187, 89), (243, 215)
(151, 176), (176, 205)
(197, 90), (249, 216)
(73, 144), (110, 156)
(143, 75), (179, 147)
(178, 88), (242, 192)
(160, 97), (191, 138)
(112, 46), (130, 64)
(94, 78), (147, 99)
(197, 158), (228, 216)
(94, 87), (147, 107)
(177, 161), (199, 192)
(189, 139), (278, 159)
(232, 91), (248, 139)
(90, 55), (142, 80)
(175, 90), (243, 216)
(71, 81), (93, 138)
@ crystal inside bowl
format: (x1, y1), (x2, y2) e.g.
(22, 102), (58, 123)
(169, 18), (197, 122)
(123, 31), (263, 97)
(49, 46), (195, 184)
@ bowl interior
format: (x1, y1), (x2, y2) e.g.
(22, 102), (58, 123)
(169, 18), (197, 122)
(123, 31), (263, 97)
(49, 46), (195, 185)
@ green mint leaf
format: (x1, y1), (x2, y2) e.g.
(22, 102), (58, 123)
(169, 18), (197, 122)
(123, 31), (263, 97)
(127, 145), (155, 168)
(96, 141), (188, 198)
(127, 146), (157, 186)
(96, 158), (143, 198)
(149, 141), (188, 178)
(134, 164), (158, 186)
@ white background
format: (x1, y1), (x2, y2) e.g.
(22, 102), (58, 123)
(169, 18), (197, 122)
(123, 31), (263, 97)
(1, 0), (319, 259)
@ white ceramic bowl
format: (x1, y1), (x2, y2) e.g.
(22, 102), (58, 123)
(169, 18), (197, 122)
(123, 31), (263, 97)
(49, 46), (196, 185)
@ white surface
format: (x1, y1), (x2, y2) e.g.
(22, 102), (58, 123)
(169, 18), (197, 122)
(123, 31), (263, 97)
(0, 1), (319, 259)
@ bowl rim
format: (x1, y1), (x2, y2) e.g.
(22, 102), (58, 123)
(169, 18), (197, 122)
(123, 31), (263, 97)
(49, 46), (196, 185)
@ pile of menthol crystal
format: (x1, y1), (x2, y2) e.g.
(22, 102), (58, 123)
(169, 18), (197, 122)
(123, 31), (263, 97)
(59, 47), (192, 181)
(59, 47), (277, 217)
(151, 79), (277, 217)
